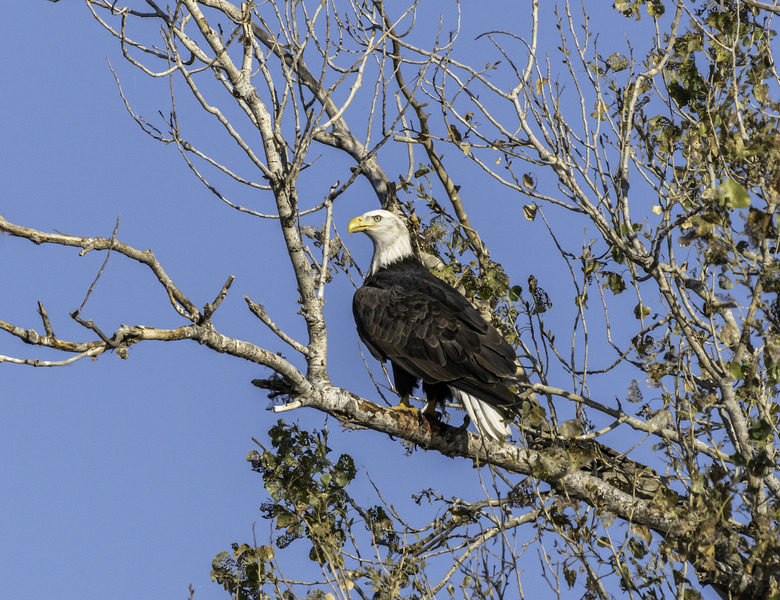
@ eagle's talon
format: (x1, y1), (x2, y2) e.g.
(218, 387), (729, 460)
(422, 400), (440, 418)
(456, 415), (471, 433)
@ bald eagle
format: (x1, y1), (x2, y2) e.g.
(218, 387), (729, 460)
(348, 209), (517, 440)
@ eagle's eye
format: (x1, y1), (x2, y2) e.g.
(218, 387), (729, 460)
(373, 215), (382, 222)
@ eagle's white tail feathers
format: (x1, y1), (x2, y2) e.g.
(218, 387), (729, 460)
(451, 388), (510, 441)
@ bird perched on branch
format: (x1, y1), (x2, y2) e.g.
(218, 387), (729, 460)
(348, 209), (518, 440)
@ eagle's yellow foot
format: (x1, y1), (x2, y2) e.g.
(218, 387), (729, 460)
(391, 395), (420, 414)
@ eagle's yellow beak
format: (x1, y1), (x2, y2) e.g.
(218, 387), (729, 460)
(348, 215), (372, 235)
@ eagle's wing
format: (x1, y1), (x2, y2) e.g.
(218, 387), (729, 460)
(353, 272), (515, 396)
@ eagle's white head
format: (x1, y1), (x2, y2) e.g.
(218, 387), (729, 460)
(348, 209), (413, 276)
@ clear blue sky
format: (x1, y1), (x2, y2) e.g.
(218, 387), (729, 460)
(1, 2), (719, 599)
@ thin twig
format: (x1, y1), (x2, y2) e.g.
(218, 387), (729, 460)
(72, 215), (121, 318)
(244, 296), (309, 355)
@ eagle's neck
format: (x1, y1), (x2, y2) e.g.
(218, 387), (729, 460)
(369, 231), (414, 276)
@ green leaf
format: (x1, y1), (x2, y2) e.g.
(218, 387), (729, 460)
(591, 99), (608, 121)
(275, 509), (298, 529)
(606, 53), (630, 72)
(583, 259), (600, 278)
(564, 565), (577, 588)
(729, 361), (743, 380)
(212, 551), (231, 571)
(633, 304), (651, 319)
(413, 165), (430, 178)
(718, 274), (733, 290)
(333, 471), (350, 488)
(754, 83), (769, 103)
(647, 0), (665, 18)
(610, 245), (625, 264)
(717, 178), (750, 209)
(508, 285), (523, 302)
(749, 419), (772, 442)
(690, 473), (706, 495)
(557, 419), (583, 439)
(525, 403), (548, 428)
(605, 271), (626, 294)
